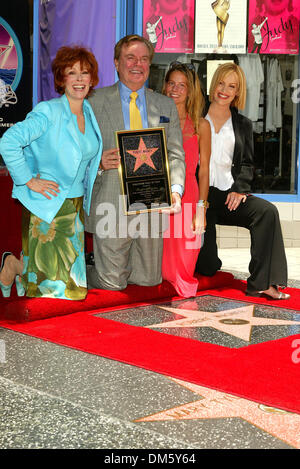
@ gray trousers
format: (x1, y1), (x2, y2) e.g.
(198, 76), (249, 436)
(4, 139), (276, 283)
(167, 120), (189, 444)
(87, 235), (163, 290)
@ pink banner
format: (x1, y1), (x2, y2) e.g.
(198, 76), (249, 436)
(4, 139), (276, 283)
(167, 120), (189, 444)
(248, 0), (300, 54)
(143, 0), (195, 53)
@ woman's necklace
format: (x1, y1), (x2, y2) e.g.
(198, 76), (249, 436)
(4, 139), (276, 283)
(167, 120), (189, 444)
(179, 113), (187, 130)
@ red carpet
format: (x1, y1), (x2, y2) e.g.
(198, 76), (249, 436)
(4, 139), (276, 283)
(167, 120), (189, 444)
(2, 172), (299, 413)
(201, 278), (299, 311)
(0, 271), (232, 322)
(0, 277), (300, 415)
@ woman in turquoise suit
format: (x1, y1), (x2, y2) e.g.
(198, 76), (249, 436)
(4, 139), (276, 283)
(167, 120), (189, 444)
(0, 45), (102, 300)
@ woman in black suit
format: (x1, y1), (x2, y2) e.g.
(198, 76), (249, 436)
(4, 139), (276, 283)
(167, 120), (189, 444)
(195, 62), (289, 300)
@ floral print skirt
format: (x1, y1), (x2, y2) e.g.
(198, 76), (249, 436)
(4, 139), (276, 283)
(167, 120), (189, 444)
(21, 197), (87, 300)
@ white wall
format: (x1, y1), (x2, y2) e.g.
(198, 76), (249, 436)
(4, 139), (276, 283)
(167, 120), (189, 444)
(216, 203), (300, 248)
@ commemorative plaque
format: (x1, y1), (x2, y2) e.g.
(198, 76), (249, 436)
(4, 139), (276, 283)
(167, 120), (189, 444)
(116, 127), (172, 215)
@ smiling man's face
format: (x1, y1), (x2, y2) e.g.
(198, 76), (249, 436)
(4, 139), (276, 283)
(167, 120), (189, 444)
(114, 41), (151, 91)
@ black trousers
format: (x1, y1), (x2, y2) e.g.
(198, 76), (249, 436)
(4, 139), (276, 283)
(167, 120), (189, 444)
(195, 187), (288, 291)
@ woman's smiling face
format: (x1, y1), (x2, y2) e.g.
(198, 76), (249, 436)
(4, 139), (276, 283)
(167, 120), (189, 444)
(63, 61), (91, 102)
(263, 0), (290, 15)
(158, 0), (182, 14)
(213, 72), (239, 107)
(165, 70), (189, 107)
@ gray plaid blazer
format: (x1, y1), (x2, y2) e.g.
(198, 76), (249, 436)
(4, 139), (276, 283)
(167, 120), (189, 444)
(85, 82), (185, 233)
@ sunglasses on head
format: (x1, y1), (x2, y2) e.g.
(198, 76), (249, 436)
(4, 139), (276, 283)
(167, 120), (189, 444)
(169, 61), (195, 72)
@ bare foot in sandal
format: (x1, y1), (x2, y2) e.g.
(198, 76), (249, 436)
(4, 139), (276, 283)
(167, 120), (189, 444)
(246, 285), (290, 300)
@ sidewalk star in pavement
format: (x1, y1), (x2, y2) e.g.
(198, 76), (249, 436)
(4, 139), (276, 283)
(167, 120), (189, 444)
(135, 377), (300, 449)
(146, 304), (300, 342)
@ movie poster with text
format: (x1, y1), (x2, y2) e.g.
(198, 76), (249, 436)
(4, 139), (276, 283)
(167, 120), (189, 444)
(143, 0), (195, 53)
(195, 0), (247, 54)
(0, 1), (31, 165)
(248, 0), (299, 54)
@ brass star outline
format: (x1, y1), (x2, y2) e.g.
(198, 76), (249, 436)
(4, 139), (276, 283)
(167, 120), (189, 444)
(134, 377), (300, 449)
(146, 304), (300, 342)
(126, 137), (158, 172)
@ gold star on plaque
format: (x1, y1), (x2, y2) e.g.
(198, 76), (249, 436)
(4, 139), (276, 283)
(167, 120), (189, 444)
(135, 377), (300, 449)
(146, 305), (300, 342)
(126, 138), (158, 172)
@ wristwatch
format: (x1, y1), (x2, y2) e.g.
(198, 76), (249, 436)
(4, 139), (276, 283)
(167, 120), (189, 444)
(97, 169), (104, 176)
(197, 200), (209, 208)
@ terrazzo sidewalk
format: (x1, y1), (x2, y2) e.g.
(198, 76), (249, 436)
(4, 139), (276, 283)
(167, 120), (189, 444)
(1, 247), (300, 450)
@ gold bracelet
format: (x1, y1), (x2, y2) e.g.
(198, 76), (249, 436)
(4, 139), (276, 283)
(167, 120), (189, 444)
(197, 200), (209, 208)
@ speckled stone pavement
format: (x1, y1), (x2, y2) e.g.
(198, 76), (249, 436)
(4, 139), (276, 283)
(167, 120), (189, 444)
(1, 248), (299, 450)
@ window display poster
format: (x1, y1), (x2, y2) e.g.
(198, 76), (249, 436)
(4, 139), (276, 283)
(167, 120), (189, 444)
(248, 0), (300, 54)
(195, 0), (247, 54)
(143, 0), (195, 53)
(0, 1), (31, 144)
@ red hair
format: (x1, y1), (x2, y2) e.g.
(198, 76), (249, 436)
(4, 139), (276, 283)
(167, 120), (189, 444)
(52, 45), (99, 96)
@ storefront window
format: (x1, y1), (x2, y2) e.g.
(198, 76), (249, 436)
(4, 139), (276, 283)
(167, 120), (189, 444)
(252, 54), (298, 194)
(149, 51), (299, 195)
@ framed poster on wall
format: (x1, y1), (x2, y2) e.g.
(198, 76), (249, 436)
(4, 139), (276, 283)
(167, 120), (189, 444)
(0, 0), (31, 155)
(195, 0), (247, 54)
(143, 0), (195, 53)
(248, 0), (300, 54)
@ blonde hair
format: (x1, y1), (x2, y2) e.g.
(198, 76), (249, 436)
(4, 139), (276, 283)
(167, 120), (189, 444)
(209, 62), (247, 110)
(162, 63), (205, 135)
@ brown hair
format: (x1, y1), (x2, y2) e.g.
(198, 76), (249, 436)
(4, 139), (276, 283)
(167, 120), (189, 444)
(114, 34), (155, 63)
(52, 45), (99, 96)
(162, 63), (205, 135)
(209, 62), (246, 110)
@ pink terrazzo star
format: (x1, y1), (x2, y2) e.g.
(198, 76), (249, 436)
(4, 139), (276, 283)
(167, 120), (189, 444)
(135, 377), (300, 449)
(126, 138), (158, 172)
(147, 304), (300, 342)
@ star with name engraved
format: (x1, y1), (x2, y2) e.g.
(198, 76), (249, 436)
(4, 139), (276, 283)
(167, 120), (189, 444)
(126, 138), (158, 172)
(146, 305), (300, 342)
(134, 377), (300, 449)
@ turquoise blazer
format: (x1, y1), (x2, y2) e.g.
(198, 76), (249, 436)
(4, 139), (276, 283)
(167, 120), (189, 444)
(0, 94), (102, 223)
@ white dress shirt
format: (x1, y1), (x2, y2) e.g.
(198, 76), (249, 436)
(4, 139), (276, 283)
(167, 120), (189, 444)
(206, 114), (235, 191)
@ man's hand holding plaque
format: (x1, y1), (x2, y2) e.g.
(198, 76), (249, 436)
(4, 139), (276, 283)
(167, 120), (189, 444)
(99, 148), (120, 171)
